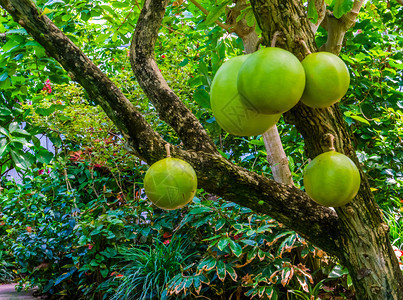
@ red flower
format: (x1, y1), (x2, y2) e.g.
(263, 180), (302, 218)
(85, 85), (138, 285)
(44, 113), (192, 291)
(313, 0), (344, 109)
(42, 79), (52, 93)
(163, 232), (172, 239)
(115, 274), (124, 277)
(88, 244), (93, 250)
(0, 222), (5, 226)
(38, 169), (44, 175)
(161, 55), (166, 58)
(26, 226), (32, 233)
(163, 240), (170, 245)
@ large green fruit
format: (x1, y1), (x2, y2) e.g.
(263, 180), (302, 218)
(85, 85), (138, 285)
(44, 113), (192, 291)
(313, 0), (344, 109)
(303, 151), (361, 207)
(144, 157), (197, 210)
(300, 52), (350, 108)
(237, 47), (305, 114)
(210, 55), (280, 136)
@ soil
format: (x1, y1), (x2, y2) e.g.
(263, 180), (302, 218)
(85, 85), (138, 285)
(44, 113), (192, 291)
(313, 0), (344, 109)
(0, 283), (36, 300)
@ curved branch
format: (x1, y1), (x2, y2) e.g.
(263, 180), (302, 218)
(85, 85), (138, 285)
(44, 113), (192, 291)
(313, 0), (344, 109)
(319, 0), (365, 54)
(0, 0), (342, 256)
(130, 0), (218, 154)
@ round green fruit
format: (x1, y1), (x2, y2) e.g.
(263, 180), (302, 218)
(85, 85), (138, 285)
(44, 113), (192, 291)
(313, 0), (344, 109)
(144, 157), (197, 210)
(237, 47), (305, 114)
(303, 151), (361, 207)
(210, 55), (280, 136)
(300, 52), (350, 108)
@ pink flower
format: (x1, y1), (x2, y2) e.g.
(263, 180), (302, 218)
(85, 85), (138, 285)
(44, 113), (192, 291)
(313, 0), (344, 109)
(163, 240), (170, 245)
(42, 79), (52, 93)
(88, 244), (93, 250)
(26, 226), (32, 233)
(38, 169), (44, 175)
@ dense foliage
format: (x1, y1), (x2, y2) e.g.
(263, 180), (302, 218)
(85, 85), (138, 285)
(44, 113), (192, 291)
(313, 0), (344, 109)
(0, 0), (402, 299)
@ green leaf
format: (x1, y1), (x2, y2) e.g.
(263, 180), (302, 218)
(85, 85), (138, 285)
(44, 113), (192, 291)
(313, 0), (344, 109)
(229, 240), (242, 257)
(215, 218), (226, 231)
(350, 115), (370, 125)
(226, 266), (237, 281)
(178, 58), (189, 67)
(204, 2), (229, 26)
(217, 238), (230, 251)
(216, 260), (226, 281)
(193, 88), (211, 109)
(332, 0), (354, 18)
(0, 139), (9, 157)
(37, 148), (54, 164)
(10, 150), (33, 169)
(0, 72), (8, 82)
(328, 264), (349, 278)
(307, 0), (319, 24)
(189, 206), (212, 215)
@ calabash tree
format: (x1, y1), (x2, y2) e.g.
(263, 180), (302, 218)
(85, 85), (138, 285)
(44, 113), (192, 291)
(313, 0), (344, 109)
(0, 0), (402, 299)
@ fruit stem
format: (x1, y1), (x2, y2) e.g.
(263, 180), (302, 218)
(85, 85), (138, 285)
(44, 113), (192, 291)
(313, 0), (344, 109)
(299, 39), (312, 55)
(324, 133), (335, 151)
(165, 143), (171, 157)
(271, 31), (282, 47)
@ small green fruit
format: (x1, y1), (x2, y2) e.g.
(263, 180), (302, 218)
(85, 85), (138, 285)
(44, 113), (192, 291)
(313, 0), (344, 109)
(303, 151), (360, 207)
(210, 55), (280, 136)
(237, 47), (305, 114)
(300, 52), (350, 108)
(144, 157), (197, 210)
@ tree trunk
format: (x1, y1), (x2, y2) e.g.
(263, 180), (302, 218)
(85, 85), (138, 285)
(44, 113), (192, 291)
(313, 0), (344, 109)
(250, 0), (403, 299)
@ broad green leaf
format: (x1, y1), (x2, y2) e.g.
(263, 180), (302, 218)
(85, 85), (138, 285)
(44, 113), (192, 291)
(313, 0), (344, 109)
(179, 58), (189, 67)
(0, 72), (8, 82)
(0, 127), (9, 136)
(10, 150), (33, 169)
(10, 128), (30, 136)
(328, 264), (349, 278)
(226, 265), (237, 281)
(37, 148), (54, 164)
(204, 2), (228, 26)
(0, 107), (12, 116)
(216, 260), (226, 281)
(8, 122), (18, 133)
(0, 139), (9, 157)
(189, 206), (212, 215)
(307, 0), (319, 24)
(193, 88), (210, 109)
(229, 240), (242, 257)
(332, 0), (354, 18)
(350, 115), (370, 125)
(217, 238), (230, 251)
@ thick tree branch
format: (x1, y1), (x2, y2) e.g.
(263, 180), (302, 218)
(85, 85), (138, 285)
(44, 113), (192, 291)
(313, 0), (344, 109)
(130, 0), (218, 154)
(308, 0), (327, 34)
(0, 0), (344, 255)
(319, 0), (365, 54)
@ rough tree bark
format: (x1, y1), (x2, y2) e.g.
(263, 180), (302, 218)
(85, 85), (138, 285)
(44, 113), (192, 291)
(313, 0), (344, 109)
(0, 0), (402, 299)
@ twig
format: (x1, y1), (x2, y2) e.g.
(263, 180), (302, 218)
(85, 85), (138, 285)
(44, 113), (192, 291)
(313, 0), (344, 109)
(165, 143), (171, 157)
(270, 31), (282, 47)
(299, 39), (312, 55)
